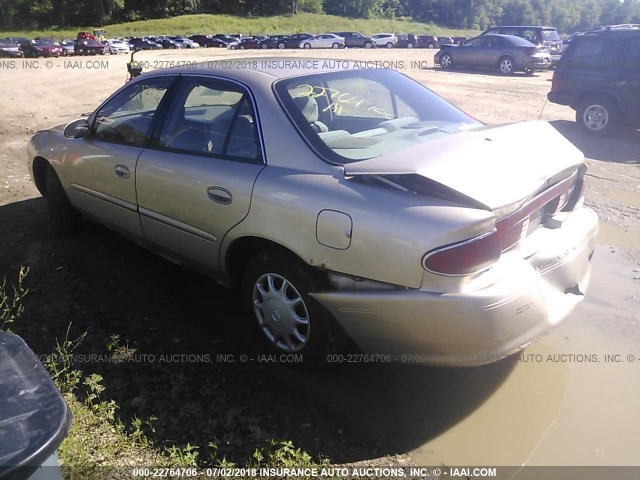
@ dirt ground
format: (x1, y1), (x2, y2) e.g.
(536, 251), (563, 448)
(1, 48), (639, 470)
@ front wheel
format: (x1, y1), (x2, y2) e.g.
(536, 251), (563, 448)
(278, 42), (285, 49)
(364, 42), (372, 49)
(242, 253), (344, 368)
(439, 52), (454, 69)
(407, 42), (414, 49)
(576, 96), (619, 136)
(332, 42), (339, 49)
(386, 42), (394, 48)
(303, 43), (311, 49)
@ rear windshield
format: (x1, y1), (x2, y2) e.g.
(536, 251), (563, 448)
(542, 29), (560, 41)
(274, 69), (479, 164)
(561, 37), (628, 69)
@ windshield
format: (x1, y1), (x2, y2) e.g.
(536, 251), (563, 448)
(274, 69), (480, 164)
(34, 40), (57, 46)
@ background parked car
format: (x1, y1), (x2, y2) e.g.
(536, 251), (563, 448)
(129, 38), (162, 50)
(417, 34), (439, 48)
(330, 31), (374, 48)
(157, 38), (183, 49)
(237, 36), (266, 49)
(75, 39), (106, 55)
(548, 27), (640, 136)
(60, 40), (75, 55)
(0, 39), (24, 57)
(482, 25), (562, 64)
(371, 33), (398, 48)
(396, 33), (418, 48)
(258, 35), (290, 49)
(171, 36), (200, 48)
(102, 39), (131, 54)
(435, 34), (551, 75)
(23, 39), (63, 58)
(437, 36), (455, 46)
(299, 33), (345, 49)
(279, 33), (313, 48)
(214, 34), (241, 49)
(452, 36), (468, 44)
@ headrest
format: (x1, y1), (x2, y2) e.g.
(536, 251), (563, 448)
(293, 96), (319, 123)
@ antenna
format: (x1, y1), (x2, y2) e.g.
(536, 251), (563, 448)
(537, 97), (548, 121)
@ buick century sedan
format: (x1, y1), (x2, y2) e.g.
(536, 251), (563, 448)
(27, 59), (598, 366)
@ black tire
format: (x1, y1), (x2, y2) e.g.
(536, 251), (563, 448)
(576, 96), (619, 137)
(364, 41), (372, 49)
(261, 44), (268, 49)
(303, 43), (311, 49)
(45, 166), (81, 235)
(239, 44), (246, 50)
(439, 52), (454, 70)
(428, 43), (435, 49)
(407, 42), (414, 49)
(386, 42), (394, 48)
(242, 252), (345, 368)
(498, 55), (515, 75)
(277, 42), (285, 49)
(332, 42), (339, 49)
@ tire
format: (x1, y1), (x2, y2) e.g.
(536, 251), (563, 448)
(386, 42), (394, 48)
(407, 42), (414, 49)
(498, 56), (515, 75)
(364, 42), (372, 49)
(278, 42), (285, 49)
(332, 42), (339, 49)
(576, 96), (619, 136)
(261, 44), (268, 49)
(242, 252), (345, 368)
(239, 44), (246, 50)
(45, 166), (81, 235)
(303, 43), (311, 49)
(439, 52), (454, 69)
(428, 43), (435, 49)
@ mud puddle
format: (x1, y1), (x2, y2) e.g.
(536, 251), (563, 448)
(604, 189), (640, 210)
(598, 221), (639, 251)
(411, 246), (640, 468)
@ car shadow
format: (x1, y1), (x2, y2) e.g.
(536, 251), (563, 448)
(0, 197), (518, 464)
(431, 66), (546, 77)
(550, 120), (640, 164)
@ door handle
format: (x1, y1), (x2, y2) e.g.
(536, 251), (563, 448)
(207, 187), (232, 205)
(114, 165), (130, 179)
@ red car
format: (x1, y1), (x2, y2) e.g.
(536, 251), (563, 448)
(23, 39), (64, 58)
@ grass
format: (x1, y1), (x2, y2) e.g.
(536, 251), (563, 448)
(0, 12), (479, 40)
(0, 274), (326, 478)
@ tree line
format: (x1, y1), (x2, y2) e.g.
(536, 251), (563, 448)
(1, 0), (639, 33)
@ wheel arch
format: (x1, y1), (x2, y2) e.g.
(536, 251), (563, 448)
(225, 236), (329, 288)
(32, 156), (52, 196)
(573, 90), (624, 115)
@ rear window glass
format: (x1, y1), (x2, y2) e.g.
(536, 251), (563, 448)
(542, 29), (560, 41)
(563, 37), (626, 69)
(274, 69), (479, 164)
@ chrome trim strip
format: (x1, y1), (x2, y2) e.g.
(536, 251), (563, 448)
(70, 183), (137, 212)
(139, 207), (218, 242)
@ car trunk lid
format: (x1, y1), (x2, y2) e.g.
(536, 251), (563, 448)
(342, 121), (583, 215)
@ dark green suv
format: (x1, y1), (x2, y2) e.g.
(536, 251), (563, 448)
(548, 28), (640, 136)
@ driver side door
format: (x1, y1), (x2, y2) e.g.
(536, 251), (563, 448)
(64, 75), (176, 238)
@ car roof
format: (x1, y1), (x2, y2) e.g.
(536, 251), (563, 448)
(139, 57), (359, 81)
(486, 25), (557, 30)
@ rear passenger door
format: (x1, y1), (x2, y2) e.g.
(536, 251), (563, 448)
(621, 38), (640, 124)
(136, 76), (265, 273)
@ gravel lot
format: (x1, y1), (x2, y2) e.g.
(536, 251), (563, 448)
(1, 47), (639, 468)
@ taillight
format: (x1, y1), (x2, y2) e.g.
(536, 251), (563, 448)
(423, 231), (501, 276)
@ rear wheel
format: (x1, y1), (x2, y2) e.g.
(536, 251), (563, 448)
(407, 42), (414, 48)
(261, 43), (268, 49)
(278, 42), (285, 49)
(498, 56), (515, 75)
(439, 52), (454, 69)
(428, 43), (435, 49)
(242, 253), (344, 368)
(44, 166), (81, 235)
(576, 96), (619, 136)
(386, 42), (394, 48)
(239, 44), (246, 50)
(303, 43), (311, 49)
(332, 42), (339, 49)
(364, 41), (372, 49)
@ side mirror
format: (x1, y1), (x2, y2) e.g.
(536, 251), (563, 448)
(64, 118), (90, 139)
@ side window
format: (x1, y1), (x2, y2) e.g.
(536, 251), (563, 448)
(521, 29), (538, 44)
(159, 78), (260, 161)
(565, 38), (625, 70)
(93, 76), (173, 146)
(622, 39), (640, 72)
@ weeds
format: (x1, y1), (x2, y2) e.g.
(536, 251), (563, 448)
(0, 266), (29, 332)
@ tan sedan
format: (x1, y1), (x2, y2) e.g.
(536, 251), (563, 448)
(27, 59), (598, 367)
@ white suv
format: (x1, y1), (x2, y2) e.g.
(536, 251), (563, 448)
(371, 33), (398, 48)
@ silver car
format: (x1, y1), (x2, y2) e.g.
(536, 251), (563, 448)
(435, 34), (551, 74)
(27, 60), (598, 367)
(299, 34), (345, 49)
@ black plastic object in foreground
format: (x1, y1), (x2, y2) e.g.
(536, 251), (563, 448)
(0, 332), (71, 480)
